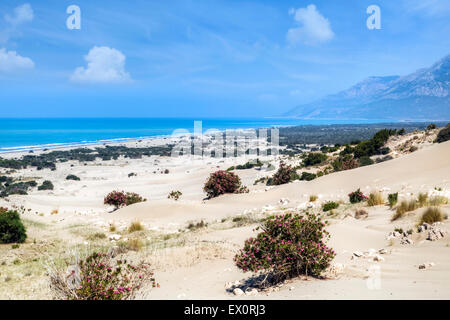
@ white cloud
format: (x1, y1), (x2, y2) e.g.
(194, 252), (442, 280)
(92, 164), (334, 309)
(405, 0), (450, 16)
(287, 4), (334, 46)
(4, 3), (34, 26)
(70, 46), (132, 84)
(0, 48), (34, 73)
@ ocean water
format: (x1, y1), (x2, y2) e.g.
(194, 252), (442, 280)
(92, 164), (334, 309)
(0, 118), (390, 152)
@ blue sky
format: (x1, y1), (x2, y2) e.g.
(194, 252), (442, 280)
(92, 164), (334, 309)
(0, 0), (449, 118)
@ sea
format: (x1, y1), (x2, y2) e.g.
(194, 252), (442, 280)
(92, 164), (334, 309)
(0, 118), (394, 153)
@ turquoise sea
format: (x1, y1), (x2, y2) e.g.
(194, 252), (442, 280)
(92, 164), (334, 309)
(0, 118), (393, 153)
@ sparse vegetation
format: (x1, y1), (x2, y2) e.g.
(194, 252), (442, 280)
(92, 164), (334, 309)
(309, 195), (318, 202)
(392, 200), (418, 221)
(436, 124), (450, 143)
(125, 192), (146, 206)
(354, 209), (368, 219)
(168, 190), (182, 201)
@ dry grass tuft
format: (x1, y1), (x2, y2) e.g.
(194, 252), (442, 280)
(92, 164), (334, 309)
(420, 207), (444, 225)
(309, 195), (318, 202)
(392, 199), (418, 221)
(428, 196), (448, 206)
(128, 221), (144, 233)
(367, 192), (384, 206)
(126, 238), (144, 251)
(417, 193), (428, 207)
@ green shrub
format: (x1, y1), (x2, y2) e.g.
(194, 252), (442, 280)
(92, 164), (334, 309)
(420, 207), (444, 225)
(125, 192), (146, 206)
(0, 209), (27, 243)
(234, 213), (335, 283)
(436, 124), (450, 143)
(332, 155), (359, 172)
(427, 123), (436, 130)
(388, 193), (398, 208)
(66, 174), (80, 181)
(299, 172), (317, 181)
(38, 180), (54, 191)
(322, 201), (339, 212)
(358, 156), (374, 167)
(303, 153), (328, 167)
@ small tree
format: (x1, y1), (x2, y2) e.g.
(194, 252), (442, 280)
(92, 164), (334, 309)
(271, 161), (298, 185)
(0, 209), (27, 243)
(234, 213), (335, 284)
(203, 170), (245, 198)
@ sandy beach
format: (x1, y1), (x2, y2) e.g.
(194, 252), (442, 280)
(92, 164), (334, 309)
(0, 127), (449, 300)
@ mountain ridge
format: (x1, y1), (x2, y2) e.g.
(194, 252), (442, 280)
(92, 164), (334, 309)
(285, 54), (450, 120)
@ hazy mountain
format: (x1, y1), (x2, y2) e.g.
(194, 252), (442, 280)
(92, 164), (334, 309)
(285, 54), (450, 120)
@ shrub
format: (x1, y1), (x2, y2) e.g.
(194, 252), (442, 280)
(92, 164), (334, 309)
(420, 207), (444, 225)
(187, 220), (207, 231)
(104, 191), (127, 209)
(168, 190), (182, 200)
(348, 188), (367, 204)
(203, 170), (245, 198)
(38, 180), (54, 191)
(322, 201), (339, 212)
(427, 123), (436, 130)
(66, 174), (80, 181)
(332, 155), (359, 172)
(48, 251), (157, 300)
(128, 221), (144, 233)
(303, 153), (327, 167)
(388, 193), (398, 208)
(0, 209), (27, 243)
(236, 159), (263, 170)
(270, 161), (299, 185)
(299, 172), (317, 181)
(392, 200), (417, 221)
(234, 213), (335, 283)
(358, 156), (374, 167)
(125, 192), (146, 206)
(436, 124), (450, 143)
(367, 192), (384, 206)
(309, 195), (318, 202)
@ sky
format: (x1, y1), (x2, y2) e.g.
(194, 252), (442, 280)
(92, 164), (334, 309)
(0, 0), (449, 118)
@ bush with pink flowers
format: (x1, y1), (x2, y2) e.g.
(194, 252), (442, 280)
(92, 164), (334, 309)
(104, 191), (128, 209)
(348, 188), (368, 204)
(48, 251), (158, 300)
(234, 212), (335, 284)
(203, 170), (247, 198)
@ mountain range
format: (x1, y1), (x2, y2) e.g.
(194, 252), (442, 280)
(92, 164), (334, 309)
(285, 54), (450, 120)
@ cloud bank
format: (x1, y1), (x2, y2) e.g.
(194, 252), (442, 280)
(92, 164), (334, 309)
(287, 4), (334, 46)
(0, 48), (34, 73)
(70, 46), (132, 84)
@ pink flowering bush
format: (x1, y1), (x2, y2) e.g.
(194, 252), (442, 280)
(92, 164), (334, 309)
(234, 212), (335, 283)
(49, 251), (158, 300)
(104, 191), (127, 209)
(348, 188), (368, 204)
(203, 170), (246, 198)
